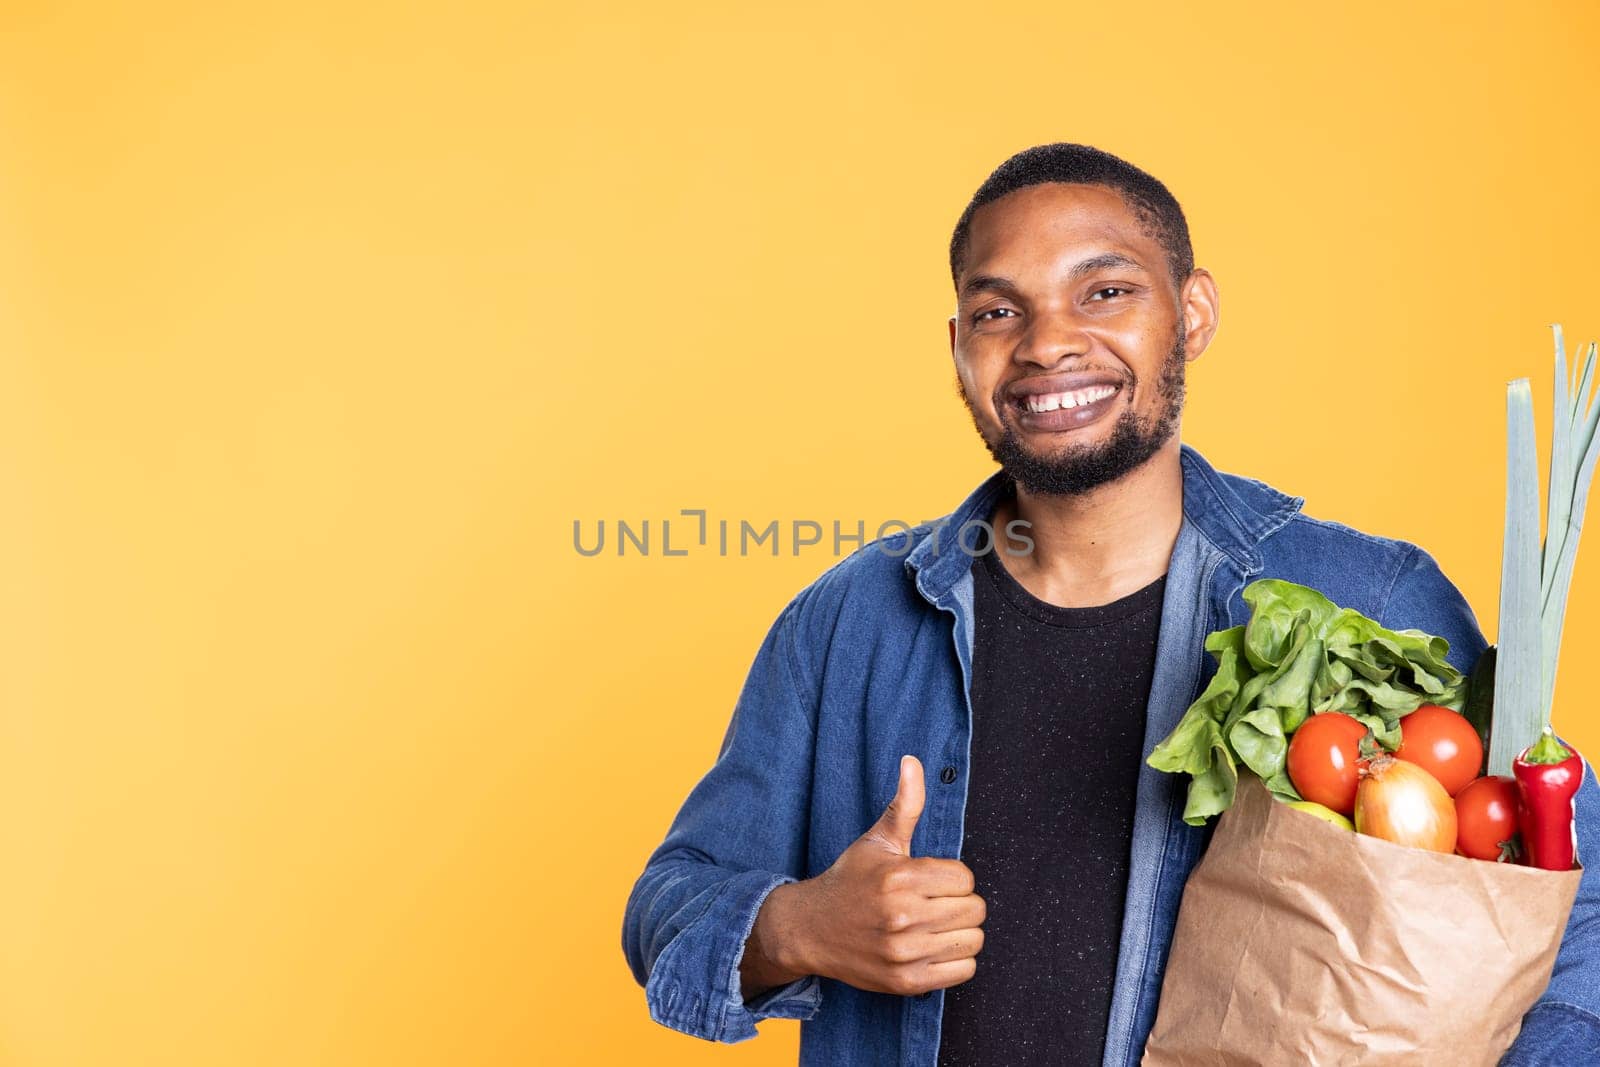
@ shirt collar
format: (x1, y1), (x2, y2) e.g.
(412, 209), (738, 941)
(904, 443), (1304, 602)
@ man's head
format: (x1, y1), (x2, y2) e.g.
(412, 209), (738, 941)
(947, 144), (1218, 497)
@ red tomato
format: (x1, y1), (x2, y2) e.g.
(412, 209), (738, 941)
(1287, 712), (1369, 816)
(1454, 775), (1522, 862)
(1395, 704), (1483, 796)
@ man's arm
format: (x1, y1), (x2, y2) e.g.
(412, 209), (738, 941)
(1383, 545), (1600, 1064)
(620, 594), (825, 1044)
(622, 578), (990, 1043)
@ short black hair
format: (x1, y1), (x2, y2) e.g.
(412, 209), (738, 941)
(948, 143), (1194, 295)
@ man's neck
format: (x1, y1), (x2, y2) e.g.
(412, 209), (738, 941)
(989, 439), (1184, 609)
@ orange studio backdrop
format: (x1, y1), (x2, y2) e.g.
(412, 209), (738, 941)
(1, 2), (1598, 1065)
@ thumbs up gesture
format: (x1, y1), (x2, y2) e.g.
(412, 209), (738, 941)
(740, 756), (987, 998)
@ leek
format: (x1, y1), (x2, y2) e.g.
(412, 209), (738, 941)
(1491, 378), (1543, 776)
(1489, 326), (1600, 776)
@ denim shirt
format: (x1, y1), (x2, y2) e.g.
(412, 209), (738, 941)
(622, 444), (1600, 1066)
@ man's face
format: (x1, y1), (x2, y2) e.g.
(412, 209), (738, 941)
(949, 182), (1203, 496)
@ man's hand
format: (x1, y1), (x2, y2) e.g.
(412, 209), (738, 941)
(739, 756), (987, 999)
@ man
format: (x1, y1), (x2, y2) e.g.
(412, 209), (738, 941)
(621, 143), (1600, 1065)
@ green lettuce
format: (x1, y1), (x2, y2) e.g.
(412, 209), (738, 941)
(1147, 578), (1467, 825)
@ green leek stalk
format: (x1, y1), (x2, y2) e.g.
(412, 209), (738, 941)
(1489, 326), (1600, 776)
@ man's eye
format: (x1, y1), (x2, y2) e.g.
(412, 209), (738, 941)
(973, 308), (1016, 324)
(1089, 287), (1130, 301)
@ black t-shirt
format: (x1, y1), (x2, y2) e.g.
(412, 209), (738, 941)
(936, 537), (1165, 1067)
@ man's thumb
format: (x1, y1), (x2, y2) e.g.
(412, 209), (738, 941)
(872, 755), (925, 854)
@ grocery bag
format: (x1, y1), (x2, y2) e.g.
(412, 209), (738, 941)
(1141, 776), (1582, 1066)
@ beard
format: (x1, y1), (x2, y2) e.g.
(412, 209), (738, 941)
(960, 325), (1188, 497)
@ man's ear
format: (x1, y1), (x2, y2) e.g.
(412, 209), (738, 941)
(1179, 269), (1220, 363)
(948, 315), (957, 356)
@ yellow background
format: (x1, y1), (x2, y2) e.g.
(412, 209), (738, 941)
(2, 2), (1598, 1064)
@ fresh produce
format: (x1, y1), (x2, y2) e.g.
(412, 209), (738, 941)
(1142, 327), (1599, 1067)
(1147, 329), (1600, 868)
(1395, 704), (1484, 797)
(1285, 800), (1355, 831)
(1514, 728), (1586, 871)
(1489, 327), (1600, 775)
(1453, 775), (1521, 862)
(1148, 579), (1466, 826)
(1354, 754), (1457, 853)
(1286, 712), (1368, 815)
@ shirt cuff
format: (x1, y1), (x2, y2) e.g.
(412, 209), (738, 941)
(1500, 1002), (1600, 1065)
(645, 869), (823, 1043)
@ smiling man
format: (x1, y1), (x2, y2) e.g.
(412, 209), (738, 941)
(621, 144), (1600, 1065)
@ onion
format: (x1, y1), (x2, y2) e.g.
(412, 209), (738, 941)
(1354, 755), (1458, 853)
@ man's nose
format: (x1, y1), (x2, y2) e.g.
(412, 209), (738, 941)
(1014, 310), (1090, 368)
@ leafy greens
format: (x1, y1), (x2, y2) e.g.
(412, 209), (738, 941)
(1147, 578), (1467, 825)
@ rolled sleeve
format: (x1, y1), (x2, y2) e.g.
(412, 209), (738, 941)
(622, 590), (826, 1043)
(643, 869), (822, 1041)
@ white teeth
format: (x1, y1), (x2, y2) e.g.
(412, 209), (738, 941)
(1023, 384), (1117, 413)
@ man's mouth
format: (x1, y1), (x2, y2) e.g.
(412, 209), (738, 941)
(1007, 376), (1126, 432)
(1020, 384), (1119, 414)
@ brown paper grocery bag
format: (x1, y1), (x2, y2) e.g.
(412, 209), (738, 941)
(1142, 776), (1582, 1067)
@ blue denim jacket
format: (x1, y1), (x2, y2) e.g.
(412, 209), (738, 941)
(622, 444), (1600, 1065)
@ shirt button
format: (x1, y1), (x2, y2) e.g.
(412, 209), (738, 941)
(940, 765), (958, 784)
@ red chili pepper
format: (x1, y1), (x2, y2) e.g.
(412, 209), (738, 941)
(1513, 727), (1586, 871)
